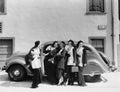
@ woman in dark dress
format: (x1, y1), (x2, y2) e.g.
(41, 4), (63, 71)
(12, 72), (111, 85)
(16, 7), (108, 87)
(44, 41), (60, 84)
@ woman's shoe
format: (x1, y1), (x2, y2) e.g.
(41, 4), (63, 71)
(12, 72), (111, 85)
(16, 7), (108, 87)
(81, 83), (87, 87)
(31, 85), (38, 88)
(31, 84), (38, 88)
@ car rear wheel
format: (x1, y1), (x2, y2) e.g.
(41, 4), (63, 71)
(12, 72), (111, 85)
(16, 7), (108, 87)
(84, 75), (101, 82)
(8, 65), (26, 81)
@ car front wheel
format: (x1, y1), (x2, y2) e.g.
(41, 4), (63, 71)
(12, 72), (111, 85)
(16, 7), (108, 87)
(8, 65), (26, 81)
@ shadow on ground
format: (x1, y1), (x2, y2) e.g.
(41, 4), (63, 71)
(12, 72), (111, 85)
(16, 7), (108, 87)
(0, 72), (52, 88)
(0, 72), (104, 88)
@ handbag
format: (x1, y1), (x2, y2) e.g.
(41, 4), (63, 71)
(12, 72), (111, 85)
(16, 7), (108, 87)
(71, 66), (79, 72)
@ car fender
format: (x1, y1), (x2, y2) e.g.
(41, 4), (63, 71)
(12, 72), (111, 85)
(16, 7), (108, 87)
(83, 59), (110, 76)
(6, 57), (32, 75)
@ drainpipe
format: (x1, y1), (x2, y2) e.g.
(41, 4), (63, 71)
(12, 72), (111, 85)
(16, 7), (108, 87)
(111, 0), (118, 68)
(111, 0), (116, 66)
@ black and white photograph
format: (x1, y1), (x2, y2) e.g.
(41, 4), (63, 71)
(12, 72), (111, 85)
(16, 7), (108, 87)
(0, 0), (120, 92)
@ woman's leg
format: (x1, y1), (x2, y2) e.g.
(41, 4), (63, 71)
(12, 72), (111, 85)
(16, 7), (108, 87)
(38, 68), (42, 83)
(31, 69), (39, 88)
(78, 67), (86, 86)
(67, 66), (73, 85)
(57, 69), (64, 85)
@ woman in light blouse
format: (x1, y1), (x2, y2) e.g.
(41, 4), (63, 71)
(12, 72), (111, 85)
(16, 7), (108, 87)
(29, 41), (42, 88)
(65, 40), (76, 85)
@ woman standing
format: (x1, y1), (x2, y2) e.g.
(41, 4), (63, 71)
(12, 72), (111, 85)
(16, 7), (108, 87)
(55, 41), (67, 85)
(65, 40), (75, 85)
(44, 41), (60, 84)
(29, 41), (42, 88)
(76, 40), (87, 86)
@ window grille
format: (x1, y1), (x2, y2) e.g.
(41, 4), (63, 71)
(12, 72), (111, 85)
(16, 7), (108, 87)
(90, 39), (104, 52)
(88, 0), (105, 13)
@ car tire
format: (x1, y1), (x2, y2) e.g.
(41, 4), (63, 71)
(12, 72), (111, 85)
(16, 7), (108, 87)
(8, 65), (26, 81)
(84, 75), (101, 82)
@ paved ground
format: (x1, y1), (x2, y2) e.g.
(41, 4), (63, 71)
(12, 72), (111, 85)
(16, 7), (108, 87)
(0, 70), (120, 92)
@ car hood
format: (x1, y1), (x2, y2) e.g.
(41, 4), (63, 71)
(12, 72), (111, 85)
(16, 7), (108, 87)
(5, 52), (27, 65)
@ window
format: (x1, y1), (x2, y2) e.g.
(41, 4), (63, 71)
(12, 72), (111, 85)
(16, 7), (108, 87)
(90, 38), (105, 52)
(0, 38), (14, 62)
(0, 0), (5, 14)
(87, 0), (105, 14)
(0, 22), (2, 33)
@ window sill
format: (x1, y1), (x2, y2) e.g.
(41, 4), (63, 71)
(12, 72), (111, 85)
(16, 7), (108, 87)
(86, 12), (107, 15)
(0, 12), (7, 15)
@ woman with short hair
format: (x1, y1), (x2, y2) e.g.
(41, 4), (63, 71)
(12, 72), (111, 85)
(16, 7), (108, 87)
(29, 41), (42, 88)
(76, 40), (87, 86)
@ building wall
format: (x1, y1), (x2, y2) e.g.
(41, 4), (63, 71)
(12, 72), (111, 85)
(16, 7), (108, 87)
(0, 0), (114, 61)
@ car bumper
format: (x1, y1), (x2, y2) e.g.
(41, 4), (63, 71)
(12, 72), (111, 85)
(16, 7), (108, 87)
(2, 66), (6, 71)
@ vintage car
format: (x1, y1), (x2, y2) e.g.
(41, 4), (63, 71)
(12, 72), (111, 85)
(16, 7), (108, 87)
(2, 41), (115, 82)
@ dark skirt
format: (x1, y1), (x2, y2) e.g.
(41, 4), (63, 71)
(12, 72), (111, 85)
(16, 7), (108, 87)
(44, 55), (58, 84)
(54, 55), (66, 70)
